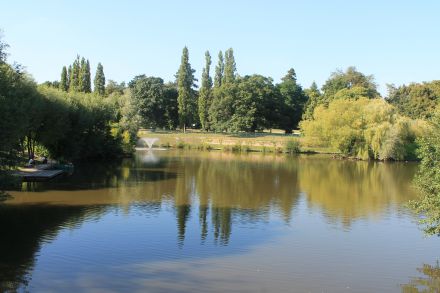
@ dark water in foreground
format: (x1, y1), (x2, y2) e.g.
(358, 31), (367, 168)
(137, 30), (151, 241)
(1, 150), (439, 292)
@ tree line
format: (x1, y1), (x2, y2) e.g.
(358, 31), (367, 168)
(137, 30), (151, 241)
(125, 47), (307, 134)
(17, 44), (440, 165)
(2, 35), (440, 165)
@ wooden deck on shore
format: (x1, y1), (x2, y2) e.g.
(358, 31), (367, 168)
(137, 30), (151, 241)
(14, 164), (65, 181)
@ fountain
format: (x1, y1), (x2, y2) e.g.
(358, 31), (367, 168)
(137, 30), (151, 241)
(141, 137), (158, 149)
(136, 137), (166, 151)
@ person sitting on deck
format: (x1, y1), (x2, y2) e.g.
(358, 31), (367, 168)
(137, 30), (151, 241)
(28, 158), (35, 167)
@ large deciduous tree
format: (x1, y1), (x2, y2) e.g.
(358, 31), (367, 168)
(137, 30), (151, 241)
(128, 75), (167, 129)
(386, 81), (440, 120)
(321, 66), (379, 104)
(302, 82), (322, 120)
(231, 75), (280, 132)
(209, 75), (281, 132)
(277, 68), (308, 133)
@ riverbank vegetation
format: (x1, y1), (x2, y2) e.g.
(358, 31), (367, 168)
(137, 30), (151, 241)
(0, 36), (127, 195)
(410, 110), (440, 235)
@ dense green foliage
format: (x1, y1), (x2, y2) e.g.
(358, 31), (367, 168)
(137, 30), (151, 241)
(212, 75), (281, 132)
(300, 98), (427, 160)
(303, 67), (379, 118)
(410, 109), (440, 235)
(35, 87), (122, 161)
(0, 56), (37, 193)
(127, 75), (178, 130)
(105, 80), (125, 96)
(322, 66), (379, 101)
(0, 36), (125, 195)
(302, 82), (321, 120)
(387, 81), (440, 119)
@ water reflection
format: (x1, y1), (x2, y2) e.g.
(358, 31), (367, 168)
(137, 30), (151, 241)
(2, 150), (426, 292)
(401, 262), (440, 292)
(0, 204), (107, 292)
(298, 157), (418, 227)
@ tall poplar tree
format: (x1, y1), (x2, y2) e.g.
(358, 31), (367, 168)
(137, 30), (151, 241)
(79, 57), (86, 92)
(69, 56), (80, 92)
(214, 51), (224, 88)
(60, 66), (68, 91)
(176, 46), (196, 132)
(67, 65), (72, 90)
(94, 62), (105, 96)
(84, 60), (91, 93)
(223, 48), (236, 85)
(198, 51), (212, 131)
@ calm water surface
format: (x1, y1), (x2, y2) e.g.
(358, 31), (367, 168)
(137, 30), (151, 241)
(2, 150), (439, 292)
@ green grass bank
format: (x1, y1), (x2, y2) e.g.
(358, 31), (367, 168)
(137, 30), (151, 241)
(137, 130), (338, 154)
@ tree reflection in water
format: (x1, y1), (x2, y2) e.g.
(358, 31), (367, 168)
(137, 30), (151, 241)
(1, 150), (424, 292)
(401, 262), (440, 292)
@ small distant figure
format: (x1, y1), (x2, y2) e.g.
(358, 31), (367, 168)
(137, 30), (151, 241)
(28, 158), (35, 167)
(42, 156), (48, 164)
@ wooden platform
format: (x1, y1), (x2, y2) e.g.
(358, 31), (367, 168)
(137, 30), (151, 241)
(14, 165), (65, 181)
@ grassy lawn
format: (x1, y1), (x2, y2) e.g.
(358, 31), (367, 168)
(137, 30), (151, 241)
(137, 129), (338, 154)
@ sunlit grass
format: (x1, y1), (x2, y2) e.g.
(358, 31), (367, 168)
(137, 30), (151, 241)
(137, 129), (339, 154)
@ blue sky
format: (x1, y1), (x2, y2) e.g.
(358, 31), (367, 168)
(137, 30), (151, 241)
(1, 0), (439, 95)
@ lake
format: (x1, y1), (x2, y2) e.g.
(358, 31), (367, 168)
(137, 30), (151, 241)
(2, 150), (439, 292)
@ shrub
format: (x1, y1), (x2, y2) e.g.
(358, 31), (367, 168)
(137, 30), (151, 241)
(176, 141), (186, 149)
(285, 139), (301, 154)
(231, 144), (242, 152)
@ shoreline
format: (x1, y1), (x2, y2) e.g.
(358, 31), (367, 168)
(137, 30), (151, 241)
(136, 131), (419, 162)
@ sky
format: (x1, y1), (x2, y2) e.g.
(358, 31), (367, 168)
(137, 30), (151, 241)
(1, 0), (439, 95)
